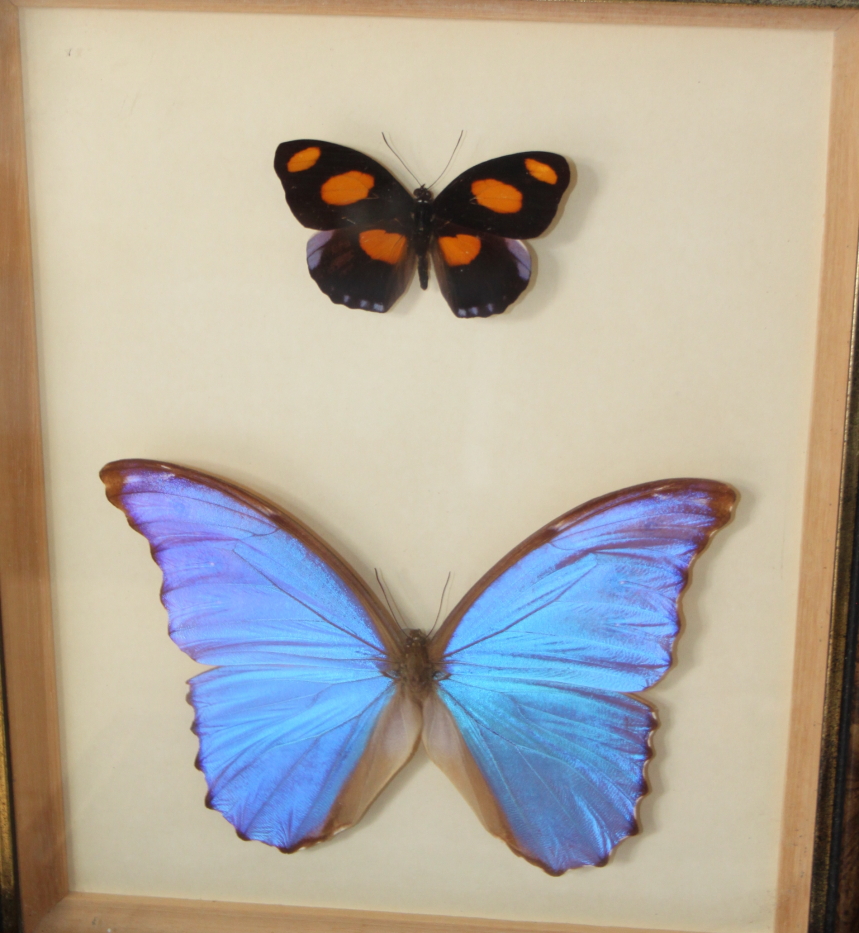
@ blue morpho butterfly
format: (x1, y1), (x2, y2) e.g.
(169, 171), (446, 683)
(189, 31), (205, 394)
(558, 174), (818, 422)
(101, 460), (735, 874)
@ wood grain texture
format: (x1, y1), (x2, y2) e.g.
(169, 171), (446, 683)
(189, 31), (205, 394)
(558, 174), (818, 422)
(808, 133), (859, 931)
(7, 0), (855, 31)
(836, 655), (859, 930)
(774, 12), (859, 933)
(833, 512), (859, 932)
(0, 1), (68, 931)
(35, 893), (695, 933)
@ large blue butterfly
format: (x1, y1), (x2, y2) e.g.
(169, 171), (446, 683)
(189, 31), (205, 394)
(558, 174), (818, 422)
(101, 460), (735, 874)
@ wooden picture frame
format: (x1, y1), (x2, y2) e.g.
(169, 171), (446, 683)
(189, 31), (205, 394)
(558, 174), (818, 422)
(2, 1), (859, 931)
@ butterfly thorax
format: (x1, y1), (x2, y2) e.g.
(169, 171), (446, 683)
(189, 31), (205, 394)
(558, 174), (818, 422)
(413, 188), (434, 290)
(391, 628), (441, 699)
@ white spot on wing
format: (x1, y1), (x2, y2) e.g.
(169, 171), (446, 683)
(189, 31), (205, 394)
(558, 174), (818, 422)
(306, 231), (334, 270)
(506, 239), (531, 281)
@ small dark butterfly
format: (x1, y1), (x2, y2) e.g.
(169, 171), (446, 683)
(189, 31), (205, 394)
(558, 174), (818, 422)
(274, 140), (571, 318)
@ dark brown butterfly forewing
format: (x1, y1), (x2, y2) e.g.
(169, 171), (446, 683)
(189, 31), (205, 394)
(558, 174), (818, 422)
(433, 151), (571, 238)
(274, 139), (413, 230)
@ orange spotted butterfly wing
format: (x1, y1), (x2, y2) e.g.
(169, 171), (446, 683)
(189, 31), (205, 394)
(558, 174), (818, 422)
(274, 140), (570, 318)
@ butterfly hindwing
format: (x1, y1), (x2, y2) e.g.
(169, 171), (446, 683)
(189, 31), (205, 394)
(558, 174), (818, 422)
(424, 681), (655, 874)
(191, 667), (413, 851)
(431, 222), (531, 318)
(433, 151), (571, 239)
(274, 139), (414, 230)
(100, 460), (421, 851)
(425, 479), (736, 872)
(307, 223), (416, 313)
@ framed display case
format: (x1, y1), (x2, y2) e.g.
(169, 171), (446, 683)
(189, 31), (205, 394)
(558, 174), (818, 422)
(2, 1), (859, 932)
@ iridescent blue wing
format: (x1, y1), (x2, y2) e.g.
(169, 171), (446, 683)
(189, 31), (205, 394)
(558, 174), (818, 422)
(101, 460), (421, 851)
(425, 479), (736, 874)
(191, 667), (420, 851)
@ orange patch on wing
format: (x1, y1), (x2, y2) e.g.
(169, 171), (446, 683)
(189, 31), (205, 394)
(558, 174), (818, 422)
(525, 158), (558, 185)
(287, 146), (321, 172)
(359, 229), (407, 264)
(321, 171), (375, 206)
(438, 234), (481, 266)
(471, 178), (522, 214)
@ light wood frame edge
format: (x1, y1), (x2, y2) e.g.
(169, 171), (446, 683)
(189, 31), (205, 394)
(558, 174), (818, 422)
(806, 14), (859, 927)
(0, 1), (67, 932)
(0, 2), (857, 932)
(775, 13), (859, 933)
(4, 0), (856, 30)
(32, 892), (710, 933)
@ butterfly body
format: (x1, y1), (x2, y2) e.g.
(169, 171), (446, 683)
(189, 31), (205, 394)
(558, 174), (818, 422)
(274, 140), (571, 318)
(411, 186), (434, 290)
(386, 628), (443, 699)
(102, 460), (735, 873)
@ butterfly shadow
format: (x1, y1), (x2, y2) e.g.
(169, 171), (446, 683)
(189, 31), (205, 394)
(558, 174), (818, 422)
(669, 476), (750, 675)
(500, 160), (599, 323)
(610, 480), (751, 866)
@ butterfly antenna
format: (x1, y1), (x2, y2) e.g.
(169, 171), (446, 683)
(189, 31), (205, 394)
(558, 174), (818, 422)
(427, 131), (465, 190)
(388, 583), (408, 630)
(375, 568), (405, 628)
(375, 568), (397, 619)
(381, 133), (421, 187)
(430, 572), (453, 636)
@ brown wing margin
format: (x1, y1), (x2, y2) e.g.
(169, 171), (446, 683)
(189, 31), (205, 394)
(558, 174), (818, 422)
(99, 458), (405, 660)
(421, 692), (515, 855)
(428, 477), (737, 661)
(307, 687), (423, 849)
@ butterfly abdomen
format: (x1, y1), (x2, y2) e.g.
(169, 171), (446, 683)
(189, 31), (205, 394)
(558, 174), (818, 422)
(413, 187), (434, 290)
